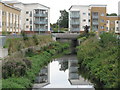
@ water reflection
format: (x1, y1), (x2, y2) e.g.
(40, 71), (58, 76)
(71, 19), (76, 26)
(33, 55), (94, 89)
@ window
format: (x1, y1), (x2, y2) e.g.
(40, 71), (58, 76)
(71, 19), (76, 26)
(101, 13), (104, 16)
(26, 26), (29, 28)
(30, 21), (32, 24)
(116, 27), (119, 31)
(106, 27), (108, 30)
(26, 19), (29, 21)
(83, 19), (86, 22)
(88, 13), (90, 16)
(100, 19), (104, 23)
(100, 26), (104, 29)
(30, 26), (32, 31)
(26, 11), (29, 14)
(30, 11), (32, 17)
(88, 19), (90, 22)
(83, 13), (86, 15)
(116, 21), (118, 24)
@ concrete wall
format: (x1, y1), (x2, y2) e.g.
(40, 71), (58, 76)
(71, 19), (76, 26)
(0, 48), (8, 58)
(0, 60), (2, 90)
(0, 36), (6, 48)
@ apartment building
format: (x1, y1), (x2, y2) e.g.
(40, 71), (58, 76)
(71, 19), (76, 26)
(0, 1), (21, 35)
(5, 1), (50, 34)
(69, 5), (107, 33)
(106, 16), (119, 34)
(118, 1), (120, 33)
(69, 4), (119, 34)
(69, 5), (90, 33)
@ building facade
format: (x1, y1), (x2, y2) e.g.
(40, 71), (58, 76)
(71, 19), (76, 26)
(118, 1), (120, 33)
(5, 1), (50, 34)
(69, 4), (119, 34)
(0, 1), (21, 35)
(106, 16), (119, 34)
(69, 5), (90, 32)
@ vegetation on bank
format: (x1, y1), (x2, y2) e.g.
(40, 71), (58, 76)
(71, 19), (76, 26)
(77, 32), (119, 88)
(4, 34), (53, 55)
(2, 42), (70, 88)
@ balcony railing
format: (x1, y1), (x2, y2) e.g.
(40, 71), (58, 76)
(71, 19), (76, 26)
(70, 21), (80, 25)
(34, 28), (48, 31)
(70, 14), (80, 18)
(70, 28), (80, 31)
(92, 22), (99, 25)
(34, 21), (47, 24)
(92, 16), (99, 19)
(34, 13), (47, 17)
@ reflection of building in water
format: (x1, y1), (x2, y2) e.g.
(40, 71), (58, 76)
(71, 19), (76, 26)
(68, 59), (92, 85)
(59, 60), (68, 72)
(33, 64), (50, 88)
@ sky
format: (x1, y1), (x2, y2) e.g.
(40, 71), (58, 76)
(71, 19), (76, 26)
(2, 0), (120, 24)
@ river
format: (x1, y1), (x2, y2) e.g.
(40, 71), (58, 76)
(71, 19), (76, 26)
(33, 55), (94, 89)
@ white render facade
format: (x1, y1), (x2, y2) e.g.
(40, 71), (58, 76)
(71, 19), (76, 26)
(11, 2), (50, 33)
(118, 1), (120, 32)
(69, 5), (90, 32)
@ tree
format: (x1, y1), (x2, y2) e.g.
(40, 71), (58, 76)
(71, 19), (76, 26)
(57, 10), (69, 28)
(107, 13), (117, 16)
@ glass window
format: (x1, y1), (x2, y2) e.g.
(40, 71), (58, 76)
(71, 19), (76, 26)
(100, 26), (104, 29)
(26, 19), (29, 21)
(83, 19), (86, 22)
(83, 13), (86, 15)
(30, 26), (32, 31)
(101, 13), (104, 16)
(30, 11), (32, 17)
(26, 26), (29, 28)
(101, 19), (104, 23)
(26, 11), (29, 14)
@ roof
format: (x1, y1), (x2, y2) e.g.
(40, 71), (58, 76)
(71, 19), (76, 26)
(3, 1), (50, 9)
(0, 1), (21, 11)
(69, 4), (107, 10)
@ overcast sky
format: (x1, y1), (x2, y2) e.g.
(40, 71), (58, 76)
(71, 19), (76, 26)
(2, 0), (120, 23)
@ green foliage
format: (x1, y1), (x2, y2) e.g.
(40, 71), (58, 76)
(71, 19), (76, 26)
(32, 35), (39, 45)
(57, 10), (69, 28)
(2, 58), (31, 79)
(2, 42), (70, 88)
(77, 33), (119, 88)
(107, 13), (117, 16)
(4, 35), (53, 54)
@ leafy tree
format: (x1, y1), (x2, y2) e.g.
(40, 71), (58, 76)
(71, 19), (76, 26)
(107, 13), (117, 16)
(57, 10), (69, 28)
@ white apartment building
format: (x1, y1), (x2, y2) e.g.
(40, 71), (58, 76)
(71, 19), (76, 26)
(5, 1), (50, 34)
(69, 5), (107, 33)
(118, 1), (120, 32)
(69, 5), (90, 32)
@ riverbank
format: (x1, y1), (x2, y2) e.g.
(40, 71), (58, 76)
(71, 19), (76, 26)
(2, 42), (70, 88)
(77, 33), (119, 88)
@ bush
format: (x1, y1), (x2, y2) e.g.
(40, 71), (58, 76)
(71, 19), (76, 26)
(77, 33), (119, 88)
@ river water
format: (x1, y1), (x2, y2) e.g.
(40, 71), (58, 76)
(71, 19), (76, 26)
(33, 55), (94, 89)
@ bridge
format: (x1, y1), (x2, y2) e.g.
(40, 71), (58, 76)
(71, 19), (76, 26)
(52, 33), (80, 40)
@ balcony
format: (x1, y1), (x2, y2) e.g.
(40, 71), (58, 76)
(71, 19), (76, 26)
(34, 21), (47, 25)
(71, 28), (80, 31)
(70, 21), (80, 25)
(70, 14), (80, 18)
(34, 13), (47, 17)
(92, 22), (99, 25)
(34, 28), (48, 31)
(92, 16), (99, 19)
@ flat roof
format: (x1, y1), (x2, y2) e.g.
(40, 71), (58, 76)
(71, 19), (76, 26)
(0, 1), (21, 11)
(69, 4), (107, 10)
